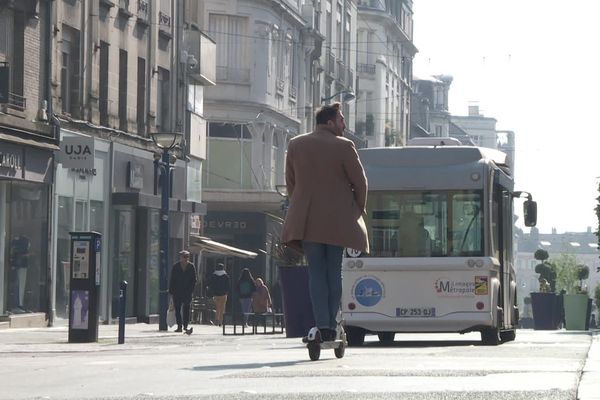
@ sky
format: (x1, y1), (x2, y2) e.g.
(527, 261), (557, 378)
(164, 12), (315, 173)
(412, 0), (600, 234)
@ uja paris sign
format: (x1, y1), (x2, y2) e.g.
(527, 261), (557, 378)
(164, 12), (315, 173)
(58, 136), (95, 169)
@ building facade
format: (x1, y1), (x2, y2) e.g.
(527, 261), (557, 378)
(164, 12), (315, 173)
(1, 0), (216, 327)
(355, 0), (416, 148)
(0, 1), (57, 326)
(194, 0), (360, 313)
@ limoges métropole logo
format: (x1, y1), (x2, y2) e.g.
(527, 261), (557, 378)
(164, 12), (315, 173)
(434, 278), (477, 297)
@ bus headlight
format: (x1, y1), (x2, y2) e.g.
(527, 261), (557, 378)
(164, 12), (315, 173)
(347, 260), (356, 268)
(356, 260), (364, 268)
(467, 259), (476, 268)
(475, 259), (484, 268)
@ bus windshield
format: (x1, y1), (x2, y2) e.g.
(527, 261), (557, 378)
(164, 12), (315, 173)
(365, 190), (483, 257)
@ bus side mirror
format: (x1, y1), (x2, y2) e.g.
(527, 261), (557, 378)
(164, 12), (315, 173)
(523, 200), (537, 227)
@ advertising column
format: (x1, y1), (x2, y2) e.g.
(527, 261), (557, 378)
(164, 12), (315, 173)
(68, 232), (102, 343)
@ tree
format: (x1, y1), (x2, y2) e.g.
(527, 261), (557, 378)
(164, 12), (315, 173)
(534, 249), (556, 292)
(596, 181), (600, 256)
(534, 249), (549, 262)
(576, 265), (590, 293)
(551, 254), (579, 294)
(595, 284), (600, 312)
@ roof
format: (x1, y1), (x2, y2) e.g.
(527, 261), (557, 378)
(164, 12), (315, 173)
(518, 229), (599, 255)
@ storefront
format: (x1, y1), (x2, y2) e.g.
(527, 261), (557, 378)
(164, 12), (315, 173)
(52, 132), (206, 324)
(110, 142), (205, 323)
(0, 138), (55, 319)
(201, 211), (277, 314)
(52, 129), (110, 323)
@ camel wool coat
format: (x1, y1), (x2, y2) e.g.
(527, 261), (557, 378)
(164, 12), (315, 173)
(281, 124), (369, 253)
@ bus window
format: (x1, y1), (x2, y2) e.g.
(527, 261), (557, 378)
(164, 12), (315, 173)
(366, 190), (483, 258)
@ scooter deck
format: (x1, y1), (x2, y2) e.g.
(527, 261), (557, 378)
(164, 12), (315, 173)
(316, 339), (344, 350)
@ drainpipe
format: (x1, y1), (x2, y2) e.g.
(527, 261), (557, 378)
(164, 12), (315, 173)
(46, 0), (60, 327)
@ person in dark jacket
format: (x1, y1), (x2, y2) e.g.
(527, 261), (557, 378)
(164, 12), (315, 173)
(236, 268), (256, 325)
(208, 263), (230, 326)
(169, 250), (197, 334)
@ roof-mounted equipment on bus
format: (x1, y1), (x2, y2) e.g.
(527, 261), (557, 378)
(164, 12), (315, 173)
(406, 137), (462, 147)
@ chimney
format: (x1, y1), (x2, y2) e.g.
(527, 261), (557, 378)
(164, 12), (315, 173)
(551, 227), (557, 234)
(468, 105), (479, 117)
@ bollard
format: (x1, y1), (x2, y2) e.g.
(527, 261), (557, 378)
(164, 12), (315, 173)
(118, 280), (128, 344)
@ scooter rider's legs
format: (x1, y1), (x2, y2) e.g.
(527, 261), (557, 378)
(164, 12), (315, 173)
(304, 241), (344, 341)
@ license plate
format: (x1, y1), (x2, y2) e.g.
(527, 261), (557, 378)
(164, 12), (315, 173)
(396, 307), (436, 317)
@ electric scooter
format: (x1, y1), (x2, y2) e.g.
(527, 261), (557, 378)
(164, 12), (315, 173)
(302, 323), (347, 361)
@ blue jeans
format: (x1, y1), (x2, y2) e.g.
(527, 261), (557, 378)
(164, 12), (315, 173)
(303, 241), (344, 330)
(240, 298), (252, 324)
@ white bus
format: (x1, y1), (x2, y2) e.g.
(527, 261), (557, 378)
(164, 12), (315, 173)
(341, 142), (537, 346)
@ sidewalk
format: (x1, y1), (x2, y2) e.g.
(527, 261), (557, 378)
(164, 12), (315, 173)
(579, 329), (600, 400)
(0, 321), (232, 354)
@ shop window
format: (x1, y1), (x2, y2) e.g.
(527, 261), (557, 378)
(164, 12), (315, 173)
(0, 181), (49, 316)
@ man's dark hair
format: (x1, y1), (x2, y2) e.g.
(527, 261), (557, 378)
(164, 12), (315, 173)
(315, 102), (341, 125)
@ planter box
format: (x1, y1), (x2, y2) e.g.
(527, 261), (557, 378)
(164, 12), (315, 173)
(278, 265), (314, 338)
(564, 293), (590, 330)
(530, 292), (560, 330)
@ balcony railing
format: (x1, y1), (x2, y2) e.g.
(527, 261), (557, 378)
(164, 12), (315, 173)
(276, 79), (285, 94)
(6, 92), (27, 112)
(289, 85), (297, 100)
(137, 0), (149, 22)
(216, 66), (250, 84)
(159, 11), (171, 27)
(358, 63), (376, 75)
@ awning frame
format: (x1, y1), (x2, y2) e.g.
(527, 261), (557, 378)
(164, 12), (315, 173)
(189, 235), (257, 259)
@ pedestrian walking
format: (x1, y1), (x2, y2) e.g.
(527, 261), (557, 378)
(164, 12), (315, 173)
(236, 268), (256, 326)
(281, 102), (369, 342)
(208, 263), (230, 326)
(168, 250), (197, 334)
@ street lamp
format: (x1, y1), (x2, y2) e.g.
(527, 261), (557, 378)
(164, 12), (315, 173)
(151, 131), (184, 331)
(321, 90), (356, 104)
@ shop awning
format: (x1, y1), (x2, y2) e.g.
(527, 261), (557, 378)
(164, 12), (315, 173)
(0, 133), (60, 151)
(189, 235), (258, 259)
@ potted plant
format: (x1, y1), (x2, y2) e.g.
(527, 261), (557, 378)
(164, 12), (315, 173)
(530, 249), (561, 330)
(563, 265), (591, 330)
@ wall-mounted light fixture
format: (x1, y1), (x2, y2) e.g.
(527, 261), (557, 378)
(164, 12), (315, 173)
(321, 90), (356, 104)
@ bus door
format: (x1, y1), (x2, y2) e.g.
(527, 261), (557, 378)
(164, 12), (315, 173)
(492, 182), (515, 328)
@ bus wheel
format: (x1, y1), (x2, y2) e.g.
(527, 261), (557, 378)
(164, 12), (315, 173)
(480, 327), (501, 345)
(500, 329), (516, 343)
(346, 326), (365, 347)
(377, 332), (395, 344)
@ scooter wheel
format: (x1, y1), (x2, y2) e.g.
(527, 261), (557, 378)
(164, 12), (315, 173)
(308, 342), (321, 361)
(334, 330), (346, 359)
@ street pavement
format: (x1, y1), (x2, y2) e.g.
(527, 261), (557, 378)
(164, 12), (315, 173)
(0, 322), (598, 400)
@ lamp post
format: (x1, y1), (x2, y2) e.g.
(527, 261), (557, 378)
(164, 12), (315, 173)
(151, 132), (183, 331)
(321, 90), (356, 104)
